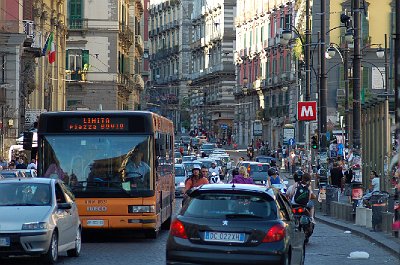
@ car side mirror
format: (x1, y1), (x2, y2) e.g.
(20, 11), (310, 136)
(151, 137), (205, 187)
(58, 202), (72, 210)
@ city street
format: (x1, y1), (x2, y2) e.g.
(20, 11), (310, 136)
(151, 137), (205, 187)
(1, 198), (398, 265)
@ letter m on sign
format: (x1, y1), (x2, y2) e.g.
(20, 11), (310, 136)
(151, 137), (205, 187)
(297, 101), (317, 121)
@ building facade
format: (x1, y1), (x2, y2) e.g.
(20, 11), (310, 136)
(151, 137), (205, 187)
(65, 0), (144, 111)
(312, 0), (393, 188)
(234, 0), (300, 148)
(147, 0), (192, 132)
(1, 0), (66, 157)
(189, 0), (236, 140)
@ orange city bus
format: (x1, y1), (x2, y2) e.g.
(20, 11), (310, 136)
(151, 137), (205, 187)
(37, 111), (175, 238)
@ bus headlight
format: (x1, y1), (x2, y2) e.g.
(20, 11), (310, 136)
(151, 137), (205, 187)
(128, 205), (155, 213)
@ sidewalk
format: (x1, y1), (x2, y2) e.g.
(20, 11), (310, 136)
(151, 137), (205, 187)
(315, 212), (400, 257)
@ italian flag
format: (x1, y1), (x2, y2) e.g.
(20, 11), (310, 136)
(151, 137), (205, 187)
(42, 32), (56, 64)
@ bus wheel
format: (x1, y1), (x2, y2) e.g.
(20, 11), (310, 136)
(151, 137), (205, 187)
(145, 229), (159, 239)
(161, 216), (171, 230)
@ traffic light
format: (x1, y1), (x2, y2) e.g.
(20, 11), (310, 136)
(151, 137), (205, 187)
(311, 135), (319, 149)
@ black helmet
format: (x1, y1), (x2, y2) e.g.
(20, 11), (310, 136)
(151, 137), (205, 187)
(293, 170), (304, 182)
(268, 167), (277, 176)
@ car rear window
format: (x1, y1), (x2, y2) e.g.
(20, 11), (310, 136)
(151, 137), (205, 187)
(175, 167), (185, 176)
(250, 164), (269, 172)
(182, 193), (277, 220)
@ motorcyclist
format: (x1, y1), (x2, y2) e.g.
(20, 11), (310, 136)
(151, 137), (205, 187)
(208, 162), (221, 179)
(209, 172), (223, 184)
(183, 165), (209, 205)
(267, 167), (282, 187)
(287, 173), (316, 223)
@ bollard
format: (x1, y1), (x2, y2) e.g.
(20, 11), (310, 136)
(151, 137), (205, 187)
(325, 185), (338, 216)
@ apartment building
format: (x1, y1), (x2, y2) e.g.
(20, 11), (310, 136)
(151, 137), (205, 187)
(189, 0), (236, 139)
(234, 0), (299, 148)
(65, 0), (145, 111)
(147, 0), (192, 132)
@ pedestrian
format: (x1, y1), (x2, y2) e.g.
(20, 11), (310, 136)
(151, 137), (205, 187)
(329, 162), (344, 191)
(230, 166), (254, 184)
(27, 158), (37, 170)
(15, 157), (27, 169)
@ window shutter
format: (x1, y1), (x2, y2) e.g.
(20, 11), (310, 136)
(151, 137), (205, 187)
(66, 50), (69, 70)
(82, 50), (89, 67)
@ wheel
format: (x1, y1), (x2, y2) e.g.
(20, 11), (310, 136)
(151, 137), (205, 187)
(161, 216), (172, 230)
(300, 243), (306, 265)
(280, 252), (291, 265)
(145, 229), (159, 239)
(42, 231), (58, 264)
(67, 227), (82, 257)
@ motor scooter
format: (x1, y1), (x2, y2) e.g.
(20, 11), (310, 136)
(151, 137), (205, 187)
(292, 205), (314, 244)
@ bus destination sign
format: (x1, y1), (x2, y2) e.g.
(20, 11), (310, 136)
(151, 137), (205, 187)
(65, 117), (129, 131)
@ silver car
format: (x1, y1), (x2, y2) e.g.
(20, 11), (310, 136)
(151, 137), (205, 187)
(0, 178), (81, 264)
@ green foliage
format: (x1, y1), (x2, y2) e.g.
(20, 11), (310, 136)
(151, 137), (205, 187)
(293, 37), (304, 59)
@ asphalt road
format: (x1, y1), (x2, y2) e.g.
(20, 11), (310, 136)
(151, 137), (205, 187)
(2, 197), (398, 265)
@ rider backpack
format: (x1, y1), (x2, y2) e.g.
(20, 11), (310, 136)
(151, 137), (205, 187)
(293, 183), (310, 206)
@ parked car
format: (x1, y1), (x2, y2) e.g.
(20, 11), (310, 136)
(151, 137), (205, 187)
(166, 184), (305, 265)
(236, 161), (270, 185)
(0, 170), (27, 179)
(174, 164), (188, 197)
(0, 177), (82, 263)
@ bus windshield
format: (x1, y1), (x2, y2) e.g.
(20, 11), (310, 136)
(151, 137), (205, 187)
(40, 135), (153, 196)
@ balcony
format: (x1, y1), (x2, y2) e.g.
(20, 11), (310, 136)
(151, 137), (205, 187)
(119, 24), (134, 49)
(68, 18), (88, 30)
(135, 35), (144, 54)
(133, 74), (144, 91)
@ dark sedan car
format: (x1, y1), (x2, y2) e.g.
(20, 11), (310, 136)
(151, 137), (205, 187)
(166, 184), (305, 265)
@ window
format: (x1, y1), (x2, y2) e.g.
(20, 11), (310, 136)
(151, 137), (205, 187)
(183, 193), (277, 220)
(69, 0), (82, 29)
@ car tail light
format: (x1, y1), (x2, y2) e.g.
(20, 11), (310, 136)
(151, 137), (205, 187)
(292, 207), (305, 214)
(170, 219), (188, 239)
(262, 224), (286, 243)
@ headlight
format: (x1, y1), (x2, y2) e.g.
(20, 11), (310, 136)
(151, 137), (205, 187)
(179, 182), (185, 187)
(128, 205), (155, 213)
(22, 222), (48, 230)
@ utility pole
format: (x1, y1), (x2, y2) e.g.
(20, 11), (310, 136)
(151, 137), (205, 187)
(319, 0), (328, 159)
(305, 0), (311, 101)
(344, 45), (349, 148)
(394, 0), (400, 238)
(352, 0), (362, 155)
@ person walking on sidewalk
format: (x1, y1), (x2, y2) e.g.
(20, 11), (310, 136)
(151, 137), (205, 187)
(330, 162), (344, 191)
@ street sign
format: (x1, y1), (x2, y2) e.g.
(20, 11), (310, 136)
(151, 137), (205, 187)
(288, 138), (295, 146)
(283, 128), (295, 144)
(297, 101), (317, 121)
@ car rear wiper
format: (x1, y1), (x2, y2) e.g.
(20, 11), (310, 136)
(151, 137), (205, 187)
(225, 214), (264, 219)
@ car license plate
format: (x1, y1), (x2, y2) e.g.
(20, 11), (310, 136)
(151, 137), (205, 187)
(87, 220), (104, 226)
(0, 237), (10, 247)
(204, 232), (245, 243)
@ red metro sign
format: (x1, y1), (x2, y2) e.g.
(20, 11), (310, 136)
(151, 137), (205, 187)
(297, 101), (317, 121)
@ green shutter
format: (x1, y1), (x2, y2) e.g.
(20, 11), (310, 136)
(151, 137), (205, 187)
(339, 66), (344, 89)
(361, 67), (369, 104)
(66, 50), (69, 70)
(82, 50), (89, 67)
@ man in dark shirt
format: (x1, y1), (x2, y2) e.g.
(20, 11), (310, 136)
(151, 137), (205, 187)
(330, 162), (344, 189)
